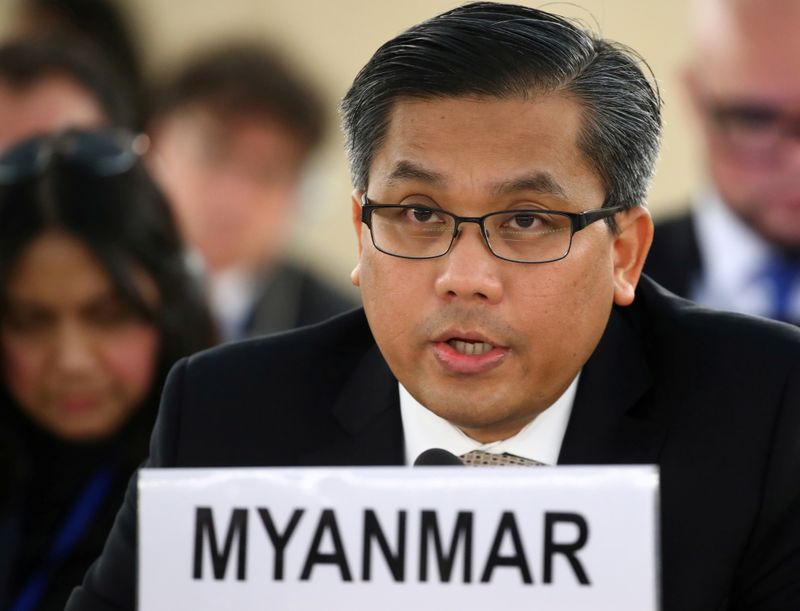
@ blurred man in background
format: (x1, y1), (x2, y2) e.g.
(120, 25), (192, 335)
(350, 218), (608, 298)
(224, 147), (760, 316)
(147, 44), (356, 341)
(13, 0), (147, 129)
(0, 34), (134, 151)
(645, 0), (800, 324)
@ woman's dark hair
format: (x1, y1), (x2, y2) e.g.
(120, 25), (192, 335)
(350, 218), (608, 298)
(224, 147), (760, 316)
(0, 129), (216, 406)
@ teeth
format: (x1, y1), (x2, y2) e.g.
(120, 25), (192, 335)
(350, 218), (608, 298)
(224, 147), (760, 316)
(449, 339), (493, 356)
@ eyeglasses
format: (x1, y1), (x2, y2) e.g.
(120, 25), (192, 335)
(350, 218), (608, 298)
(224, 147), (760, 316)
(0, 128), (148, 185)
(360, 194), (623, 264)
(707, 102), (800, 160)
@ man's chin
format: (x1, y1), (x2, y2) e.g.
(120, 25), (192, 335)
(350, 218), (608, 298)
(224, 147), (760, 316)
(733, 206), (800, 254)
(454, 416), (535, 444)
(755, 220), (800, 254)
(422, 396), (536, 442)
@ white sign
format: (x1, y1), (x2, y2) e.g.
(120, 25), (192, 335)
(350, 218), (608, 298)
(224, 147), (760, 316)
(138, 466), (659, 611)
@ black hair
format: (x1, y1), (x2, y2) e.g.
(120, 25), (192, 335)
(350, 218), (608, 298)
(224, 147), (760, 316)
(340, 2), (662, 230)
(152, 43), (326, 157)
(0, 131), (216, 407)
(0, 33), (136, 129)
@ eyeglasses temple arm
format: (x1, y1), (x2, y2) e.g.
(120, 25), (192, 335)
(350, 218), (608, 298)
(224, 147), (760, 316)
(573, 205), (624, 231)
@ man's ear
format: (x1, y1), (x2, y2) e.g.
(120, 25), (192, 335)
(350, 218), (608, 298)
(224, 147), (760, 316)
(612, 206), (654, 306)
(350, 190), (364, 287)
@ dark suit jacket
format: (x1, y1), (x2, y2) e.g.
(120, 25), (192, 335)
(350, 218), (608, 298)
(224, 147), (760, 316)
(66, 276), (800, 611)
(243, 262), (358, 338)
(643, 210), (702, 299)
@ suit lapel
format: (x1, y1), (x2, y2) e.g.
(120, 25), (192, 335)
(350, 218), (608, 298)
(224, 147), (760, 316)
(559, 305), (666, 465)
(298, 339), (405, 467)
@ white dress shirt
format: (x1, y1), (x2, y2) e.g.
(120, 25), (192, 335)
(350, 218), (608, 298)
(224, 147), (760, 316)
(692, 191), (800, 320)
(208, 267), (262, 343)
(399, 374), (580, 466)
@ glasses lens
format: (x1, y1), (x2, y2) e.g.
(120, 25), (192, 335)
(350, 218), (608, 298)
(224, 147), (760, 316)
(485, 210), (572, 262)
(369, 206), (454, 258)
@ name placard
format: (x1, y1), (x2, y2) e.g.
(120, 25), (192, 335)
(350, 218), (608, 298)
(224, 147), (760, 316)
(138, 466), (659, 611)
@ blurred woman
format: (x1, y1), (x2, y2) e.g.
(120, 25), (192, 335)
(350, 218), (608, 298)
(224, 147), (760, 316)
(0, 129), (215, 611)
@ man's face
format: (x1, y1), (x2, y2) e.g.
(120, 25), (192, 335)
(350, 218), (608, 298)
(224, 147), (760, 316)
(688, 10), (800, 248)
(149, 107), (305, 273)
(351, 95), (650, 442)
(0, 73), (105, 152)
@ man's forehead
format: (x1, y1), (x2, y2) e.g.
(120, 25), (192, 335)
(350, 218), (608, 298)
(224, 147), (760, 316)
(0, 74), (105, 151)
(384, 158), (568, 198)
(693, 0), (800, 100)
(165, 104), (305, 155)
(367, 94), (601, 205)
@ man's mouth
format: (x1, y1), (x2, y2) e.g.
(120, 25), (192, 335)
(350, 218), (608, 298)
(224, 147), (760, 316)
(447, 339), (494, 356)
(431, 332), (508, 374)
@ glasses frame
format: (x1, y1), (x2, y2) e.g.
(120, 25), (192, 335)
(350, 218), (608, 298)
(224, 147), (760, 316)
(360, 193), (624, 264)
(706, 100), (800, 160)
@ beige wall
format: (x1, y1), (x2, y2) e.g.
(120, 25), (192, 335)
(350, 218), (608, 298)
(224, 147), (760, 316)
(0, 0), (701, 290)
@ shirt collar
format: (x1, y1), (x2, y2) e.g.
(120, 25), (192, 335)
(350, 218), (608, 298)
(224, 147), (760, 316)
(693, 190), (771, 296)
(399, 373), (580, 466)
(208, 266), (263, 342)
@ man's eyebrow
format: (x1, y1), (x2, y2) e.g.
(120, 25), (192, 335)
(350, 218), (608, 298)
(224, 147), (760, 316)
(386, 160), (445, 186)
(492, 172), (567, 198)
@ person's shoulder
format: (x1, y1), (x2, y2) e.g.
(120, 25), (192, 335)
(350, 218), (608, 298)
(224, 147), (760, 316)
(635, 275), (800, 364)
(291, 263), (360, 322)
(652, 207), (694, 233)
(153, 308), (378, 465)
(186, 306), (371, 378)
(650, 207), (697, 254)
(644, 208), (701, 295)
(249, 261), (359, 332)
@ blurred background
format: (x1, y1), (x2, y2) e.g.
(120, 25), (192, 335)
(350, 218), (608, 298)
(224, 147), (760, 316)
(0, 0), (696, 293)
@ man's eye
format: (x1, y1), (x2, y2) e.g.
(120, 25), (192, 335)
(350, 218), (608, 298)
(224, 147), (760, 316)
(501, 213), (544, 230)
(717, 106), (780, 131)
(407, 208), (440, 223)
(510, 213), (537, 229)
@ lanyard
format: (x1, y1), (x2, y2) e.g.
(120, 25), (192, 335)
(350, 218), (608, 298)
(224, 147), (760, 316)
(9, 463), (116, 611)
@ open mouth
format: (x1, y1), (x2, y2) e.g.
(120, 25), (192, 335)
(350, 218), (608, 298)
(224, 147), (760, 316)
(433, 335), (508, 374)
(447, 338), (494, 356)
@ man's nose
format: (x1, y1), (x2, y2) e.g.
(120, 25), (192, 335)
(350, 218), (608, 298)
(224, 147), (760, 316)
(206, 168), (255, 214)
(434, 223), (503, 304)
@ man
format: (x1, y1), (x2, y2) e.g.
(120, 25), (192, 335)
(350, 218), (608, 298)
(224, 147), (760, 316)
(0, 34), (134, 151)
(67, 4), (800, 610)
(147, 44), (356, 341)
(645, 0), (800, 324)
(14, 0), (147, 130)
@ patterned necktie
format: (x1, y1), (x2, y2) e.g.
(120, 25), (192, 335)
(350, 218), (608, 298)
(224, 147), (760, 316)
(460, 449), (544, 466)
